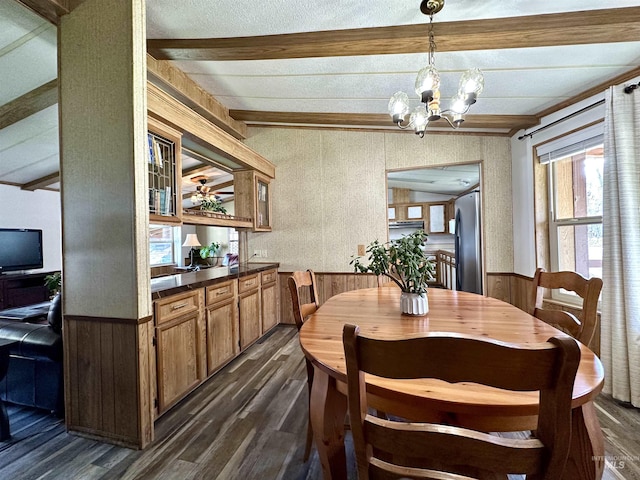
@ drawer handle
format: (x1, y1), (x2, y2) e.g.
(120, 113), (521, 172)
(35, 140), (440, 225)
(216, 290), (227, 296)
(171, 302), (188, 310)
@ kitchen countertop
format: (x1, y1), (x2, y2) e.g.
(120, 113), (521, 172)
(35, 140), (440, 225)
(151, 262), (279, 299)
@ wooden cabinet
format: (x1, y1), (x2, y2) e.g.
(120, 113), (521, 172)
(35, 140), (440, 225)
(154, 289), (205, 414)
(234, 170), (272, 231)
(152, 267), (279, 416)
(261, 269), (278, 333)
(387, 201), (452, 234)
(0, 272), (50, 310)
(238, 273), (261, 349)
(205, 280), (239, 375)
(148, 117), (182, 224)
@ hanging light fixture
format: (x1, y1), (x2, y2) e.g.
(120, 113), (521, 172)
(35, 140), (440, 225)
(388, 0), (484, 137)
(190, 178), (217, 205)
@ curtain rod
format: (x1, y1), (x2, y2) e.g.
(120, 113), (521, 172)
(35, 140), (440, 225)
(624, 81), (640, 94)
(519, 80), (640, 141)
(518, 100), (604, 140)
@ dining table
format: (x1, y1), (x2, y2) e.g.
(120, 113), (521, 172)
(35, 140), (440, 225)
(298, 287), (605, 480)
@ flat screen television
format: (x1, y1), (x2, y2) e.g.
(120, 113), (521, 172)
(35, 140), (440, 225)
(0, 228), (44, 273)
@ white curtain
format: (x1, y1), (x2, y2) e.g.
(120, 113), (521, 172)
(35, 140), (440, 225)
(602, 83), (640, 406)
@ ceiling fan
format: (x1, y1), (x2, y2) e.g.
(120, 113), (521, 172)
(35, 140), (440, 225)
(189, 177), (233, 202)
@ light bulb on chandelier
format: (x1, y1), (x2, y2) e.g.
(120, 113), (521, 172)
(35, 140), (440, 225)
(388, 0), (484, 137)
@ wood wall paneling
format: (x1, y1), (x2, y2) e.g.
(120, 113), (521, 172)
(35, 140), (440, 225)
(278, 272), (379, 325)
(485, 272), (601, 356)
(64, 315), (154, 448)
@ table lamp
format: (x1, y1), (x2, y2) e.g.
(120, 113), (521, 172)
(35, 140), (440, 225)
(182, 233), (201, 270)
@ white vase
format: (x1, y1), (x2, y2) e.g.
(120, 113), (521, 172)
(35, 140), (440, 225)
(400, 291), (429, 316)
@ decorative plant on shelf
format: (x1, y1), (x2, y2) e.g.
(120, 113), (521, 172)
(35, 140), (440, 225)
(44, 271), (62, 297)
(199, 241), (221, 260)
(350, 230), (435, 315)
(199, 196), (227, 214)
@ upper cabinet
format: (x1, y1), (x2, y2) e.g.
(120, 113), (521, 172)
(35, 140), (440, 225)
(148, 117), (182, 224)
(234, 170), (272, 232)
(146, 82), (276, 231)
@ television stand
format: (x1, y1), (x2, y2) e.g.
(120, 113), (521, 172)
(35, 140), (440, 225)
(0, 272), (52, 311)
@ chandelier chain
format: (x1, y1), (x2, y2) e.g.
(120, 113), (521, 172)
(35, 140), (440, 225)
(428, 14), (436, 66)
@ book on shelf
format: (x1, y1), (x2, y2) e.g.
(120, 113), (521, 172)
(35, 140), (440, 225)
(152, 137), (163, 168)
(159, 189), (166, 215)
(147, 134), (154, 165)
(164, 186), (171, 215)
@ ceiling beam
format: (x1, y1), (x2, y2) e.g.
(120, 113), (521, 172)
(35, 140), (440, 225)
(15, 0), (68, 25)
(147, 54), (247, 140)
(147, 7), (640, 61)
(21, 171), (59, 191)
(229, 110), (538, 132)
(0, 79), (57, 131)
(15, 0), (86, 25)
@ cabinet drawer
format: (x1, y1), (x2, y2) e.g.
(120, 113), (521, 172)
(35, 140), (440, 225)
(238, 274), (260, 293)
(261, 269), (277, 285)
(206, 280), (236, 306)
(155, 290), (200, 325)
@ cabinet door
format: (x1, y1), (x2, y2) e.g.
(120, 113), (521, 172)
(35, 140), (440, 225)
(261, 282), (278, 333)
(428, 204), (446, 233)
(147, 117), (182, 224)
(156, 313), (201, 413)
(239, 289), (261, 350)
(207, 298), (239, 375)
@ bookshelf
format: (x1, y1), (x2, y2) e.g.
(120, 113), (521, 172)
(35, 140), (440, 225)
(148, 117), (182, 224)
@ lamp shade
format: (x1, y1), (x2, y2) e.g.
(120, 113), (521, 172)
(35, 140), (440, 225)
(182, 233), (201, 247)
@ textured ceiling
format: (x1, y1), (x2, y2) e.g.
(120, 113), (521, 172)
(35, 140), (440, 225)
(1, 0), (640, 192)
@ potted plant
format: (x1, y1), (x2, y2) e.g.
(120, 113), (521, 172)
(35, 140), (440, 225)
(350, 230), (435, 315)
(44, 271), (62, 298)
(199, 241), (221, 265)
(200, 197), (227, 214)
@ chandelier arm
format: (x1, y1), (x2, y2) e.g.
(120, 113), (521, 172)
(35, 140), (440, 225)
(440, 114), (460, 130)
(396, 119), (414, 130)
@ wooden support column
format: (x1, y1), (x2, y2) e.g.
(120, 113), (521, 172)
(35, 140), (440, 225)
(58, 0), (153, 448)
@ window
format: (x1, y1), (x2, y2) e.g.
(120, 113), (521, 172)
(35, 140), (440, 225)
(228, 228), (239, 255)
(150, 224), (176, 266)
(540, 126), (603, 303)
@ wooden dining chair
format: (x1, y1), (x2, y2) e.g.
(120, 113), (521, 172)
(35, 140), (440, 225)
(288, 270), (320, 461)
(529, 268), (603, 349)
(343, 324), (581, 479)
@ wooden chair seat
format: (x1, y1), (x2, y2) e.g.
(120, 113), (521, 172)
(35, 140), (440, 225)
(343, 324), (581, 479)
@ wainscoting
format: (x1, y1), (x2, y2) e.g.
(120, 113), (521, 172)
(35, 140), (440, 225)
(486, 272), (601, 356)
(278, 272), (380, 325)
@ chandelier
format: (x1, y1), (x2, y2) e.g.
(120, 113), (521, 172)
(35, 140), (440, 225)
(388, 0), (484, 137)
(190, 178), (218, 204)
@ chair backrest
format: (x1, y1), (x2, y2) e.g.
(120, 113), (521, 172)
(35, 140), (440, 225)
(343, 324), (580, 480)
(530, 268), (603, 347)
(288, 270), (320, 331)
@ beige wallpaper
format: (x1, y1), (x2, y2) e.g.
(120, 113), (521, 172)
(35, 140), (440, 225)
(59, 0), (150, 319)
(245, 128), (513, 274)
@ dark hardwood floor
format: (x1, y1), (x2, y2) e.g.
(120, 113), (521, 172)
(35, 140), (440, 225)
(0, 324), (637, 479)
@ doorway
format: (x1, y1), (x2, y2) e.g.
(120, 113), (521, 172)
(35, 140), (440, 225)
(386, 163), (482, 292)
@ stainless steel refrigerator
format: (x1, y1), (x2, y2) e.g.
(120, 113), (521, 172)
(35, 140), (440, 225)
(454, 190), (482, 294)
